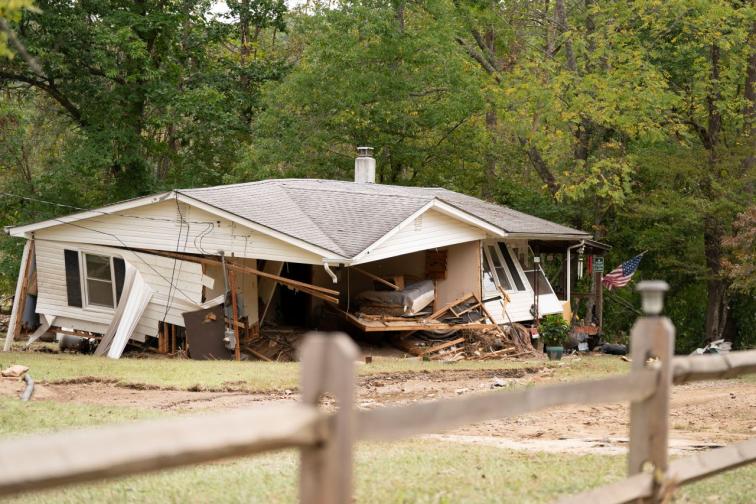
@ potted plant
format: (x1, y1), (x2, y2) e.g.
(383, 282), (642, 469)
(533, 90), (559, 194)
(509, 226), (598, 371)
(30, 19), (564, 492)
(540, 314), (570, 360)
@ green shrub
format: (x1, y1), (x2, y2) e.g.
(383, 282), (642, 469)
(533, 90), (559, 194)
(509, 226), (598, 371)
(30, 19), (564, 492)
(540, 314), (570, 347)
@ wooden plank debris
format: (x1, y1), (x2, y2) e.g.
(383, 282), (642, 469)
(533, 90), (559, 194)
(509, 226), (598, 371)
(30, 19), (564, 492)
(229, 270), (241, 361)
(351, 267), (400, 291)
(137, 250), (339, 303)
(418, 337), (465, 357)
(3, 240), (34, 351)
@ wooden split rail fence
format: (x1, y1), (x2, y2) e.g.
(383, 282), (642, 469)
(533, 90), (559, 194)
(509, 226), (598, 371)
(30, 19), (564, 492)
(1, 298), (755, 502)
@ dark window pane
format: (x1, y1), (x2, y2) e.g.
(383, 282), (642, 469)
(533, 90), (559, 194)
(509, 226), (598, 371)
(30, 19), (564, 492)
(86, 254), (112, 281)
(482, 255), (497, 293)
(64, 249), (82, 307)
(525, 269), (555, 296)
(498, 243), (525, 291)
(87, 279), (114, 307)
(487, 246), (512, 290)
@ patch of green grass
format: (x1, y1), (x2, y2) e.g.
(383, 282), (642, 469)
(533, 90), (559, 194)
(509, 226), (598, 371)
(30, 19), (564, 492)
(0, 350), (629, 393)
(0, 398), (163, 438)
(4, 440), (754, 503)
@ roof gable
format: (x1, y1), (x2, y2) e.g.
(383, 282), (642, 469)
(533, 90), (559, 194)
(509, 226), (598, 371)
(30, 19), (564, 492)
(8, 178), (591, 262)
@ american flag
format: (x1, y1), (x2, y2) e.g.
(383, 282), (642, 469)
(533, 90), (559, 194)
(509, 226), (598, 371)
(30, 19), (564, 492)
(602, 253), (645, 290)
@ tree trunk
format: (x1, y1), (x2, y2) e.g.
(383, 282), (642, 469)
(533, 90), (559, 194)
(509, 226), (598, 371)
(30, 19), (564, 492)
(703, 212), (729, 341)
(701, 43), (730, 342)
(483, 106), (497, 199)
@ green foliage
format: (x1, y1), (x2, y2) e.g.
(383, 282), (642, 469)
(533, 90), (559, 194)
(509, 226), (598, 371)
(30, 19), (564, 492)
(0, 0), (753, 348)
(236, 0), (486, 186)
(0, 0), (34, 58)
(540, 314), (570, 347)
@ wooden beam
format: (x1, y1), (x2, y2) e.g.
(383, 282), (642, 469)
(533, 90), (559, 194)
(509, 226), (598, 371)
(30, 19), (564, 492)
(357, 368), (659, 442)
(136, 250), (339, 297)
(428, 292), (475, 320)
(351, 267), (400, 291)
(229, 270), (241, 361)
(0, 403), (325, 497)
(3, 240), (34, 351)
(245, 346), (272, 362)
(418, 337), (465, 357)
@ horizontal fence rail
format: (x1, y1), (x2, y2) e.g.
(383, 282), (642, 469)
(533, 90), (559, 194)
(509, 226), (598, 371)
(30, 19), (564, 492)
(357, 368), (659, 442)
(0, 403), (326, 497)
(672, 349), (756, 384)
(0, 292), (754, 503)
(558, 437), (756, 504)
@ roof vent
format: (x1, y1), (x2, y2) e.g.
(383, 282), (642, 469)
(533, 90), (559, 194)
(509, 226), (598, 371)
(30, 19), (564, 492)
(355, 146), (376, 184)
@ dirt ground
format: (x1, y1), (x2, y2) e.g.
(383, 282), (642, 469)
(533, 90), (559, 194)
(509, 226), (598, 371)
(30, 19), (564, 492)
(2, 364), (754, 455)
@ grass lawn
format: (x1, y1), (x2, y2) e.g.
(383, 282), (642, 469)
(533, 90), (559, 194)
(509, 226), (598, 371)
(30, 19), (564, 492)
(0, 343), (630, 392)
(0, 356), (753, 502)
(2, 436), (753, 503)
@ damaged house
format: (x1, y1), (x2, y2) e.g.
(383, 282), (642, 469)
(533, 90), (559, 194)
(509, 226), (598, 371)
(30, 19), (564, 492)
(3, 148), (607, 359)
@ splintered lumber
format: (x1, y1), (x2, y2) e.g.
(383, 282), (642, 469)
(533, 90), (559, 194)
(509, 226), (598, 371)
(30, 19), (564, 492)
(0, 403), (325, 497)
(357, 368), (659, 442)
(3, 240), (34, 351)
(388, 334), (424, 356)
(245, 346), (273, 362)
(428, 293), (475, 320)
(338, 309), (495, 333)
(471, 293), (507, 338)
(137, 250), (339, 303)
(418, 337), (465, 357)
(229, 271), (241, 361)
(351, 267), (400, 291)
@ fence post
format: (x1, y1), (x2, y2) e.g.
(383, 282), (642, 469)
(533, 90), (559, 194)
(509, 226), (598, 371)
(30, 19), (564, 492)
(628, 281), (674, 503)
(299, 332), (359, 504)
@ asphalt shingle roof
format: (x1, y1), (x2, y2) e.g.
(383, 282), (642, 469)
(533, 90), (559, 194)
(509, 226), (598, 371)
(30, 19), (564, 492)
(178, 179), (589, 258)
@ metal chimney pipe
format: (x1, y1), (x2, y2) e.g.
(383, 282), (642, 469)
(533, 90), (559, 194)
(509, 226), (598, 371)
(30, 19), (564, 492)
(355, 146), (376, 183)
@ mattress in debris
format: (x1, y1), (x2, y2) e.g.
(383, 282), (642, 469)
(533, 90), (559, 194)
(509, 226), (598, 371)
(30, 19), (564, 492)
(355, 279), (435, 315)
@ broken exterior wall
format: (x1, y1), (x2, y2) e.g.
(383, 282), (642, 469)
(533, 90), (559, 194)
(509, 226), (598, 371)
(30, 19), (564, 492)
(203, 258), (259, 323)
(34, 239), (203, 341)
(434, 241), (482, 311)
(32, 199), (325, 264)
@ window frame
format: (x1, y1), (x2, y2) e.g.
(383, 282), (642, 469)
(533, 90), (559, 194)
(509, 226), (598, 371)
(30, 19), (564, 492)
(81, 252), (118, 311)
(482, 241), (529, 294)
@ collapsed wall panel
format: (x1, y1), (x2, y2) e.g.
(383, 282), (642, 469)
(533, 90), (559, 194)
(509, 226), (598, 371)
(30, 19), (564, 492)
(34, 239), (203, 341)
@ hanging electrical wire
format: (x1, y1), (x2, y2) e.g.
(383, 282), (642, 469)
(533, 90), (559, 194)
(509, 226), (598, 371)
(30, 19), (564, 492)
(0, 191), (216, 225)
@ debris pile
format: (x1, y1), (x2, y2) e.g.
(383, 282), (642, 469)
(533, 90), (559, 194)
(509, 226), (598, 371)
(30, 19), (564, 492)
(244, 327), (300, 362)
(390, 323), (539, 362)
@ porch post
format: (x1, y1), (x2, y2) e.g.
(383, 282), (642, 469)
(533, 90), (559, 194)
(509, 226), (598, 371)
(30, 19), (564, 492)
(3, 239), (34, 352)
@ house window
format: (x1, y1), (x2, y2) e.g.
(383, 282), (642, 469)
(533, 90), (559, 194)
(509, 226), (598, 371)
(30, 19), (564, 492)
(83, 253), (116, 308)
(482, 242), (528, 293)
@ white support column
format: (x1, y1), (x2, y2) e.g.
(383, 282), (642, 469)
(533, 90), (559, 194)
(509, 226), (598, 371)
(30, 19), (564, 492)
(3, 240), (34, 352)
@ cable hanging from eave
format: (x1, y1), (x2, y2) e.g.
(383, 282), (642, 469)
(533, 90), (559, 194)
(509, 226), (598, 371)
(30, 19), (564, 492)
(0, 191), (217, 225)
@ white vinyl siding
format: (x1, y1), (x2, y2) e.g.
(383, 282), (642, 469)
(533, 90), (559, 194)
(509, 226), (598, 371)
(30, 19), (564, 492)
(35, 240), (204, 341)
(356, 209), (486, 264)
(33, 200), (325, 265)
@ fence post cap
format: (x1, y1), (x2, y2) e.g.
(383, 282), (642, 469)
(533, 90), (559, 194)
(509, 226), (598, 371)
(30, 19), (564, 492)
(636, 280), (669, 315)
